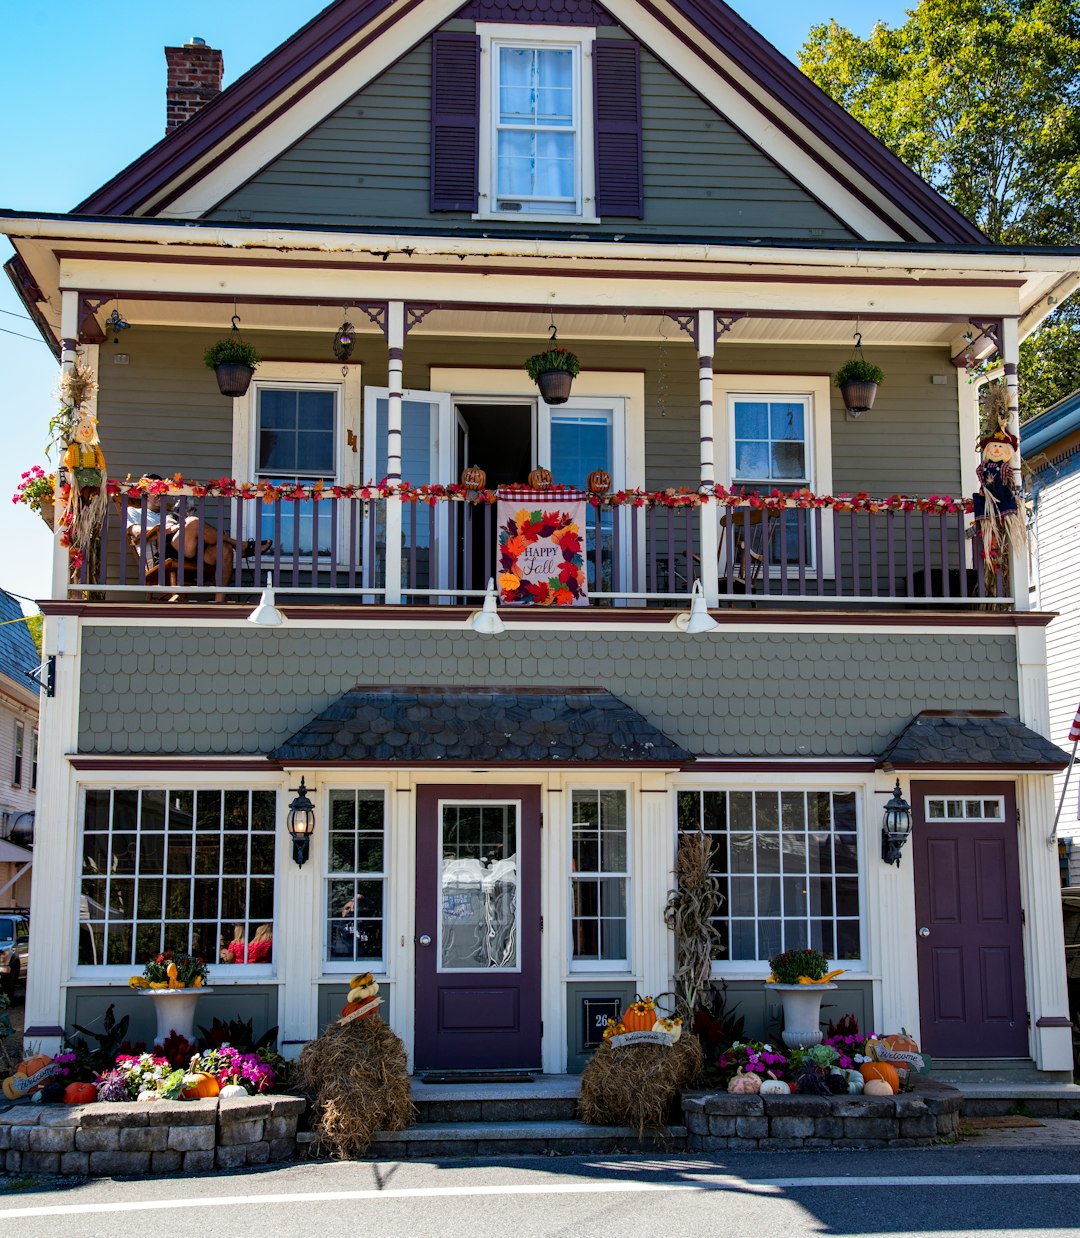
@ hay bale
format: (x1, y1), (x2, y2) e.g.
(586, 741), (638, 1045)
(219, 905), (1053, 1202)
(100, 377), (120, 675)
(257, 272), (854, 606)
(579, 1034), (703, 1134)
(292, 1015), (415, 1159)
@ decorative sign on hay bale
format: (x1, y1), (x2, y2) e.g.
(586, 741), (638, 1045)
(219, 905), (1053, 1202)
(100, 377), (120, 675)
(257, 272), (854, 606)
(293, 1009), (414, 1159)
(579, 1034), (703, 1134)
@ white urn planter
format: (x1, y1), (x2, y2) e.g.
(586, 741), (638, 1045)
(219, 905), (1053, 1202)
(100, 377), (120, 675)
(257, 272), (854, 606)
(771, 982), (837, 1050)
(141, 988), (213, 1043)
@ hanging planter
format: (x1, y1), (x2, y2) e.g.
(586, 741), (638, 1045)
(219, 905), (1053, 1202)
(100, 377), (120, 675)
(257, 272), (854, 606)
(204, 316), (260, 397)
(835, 332), (884, 415)
(524, 346), (580, 406)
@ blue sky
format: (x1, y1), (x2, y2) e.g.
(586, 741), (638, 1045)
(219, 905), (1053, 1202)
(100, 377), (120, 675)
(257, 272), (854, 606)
(0, 0), (910, 609)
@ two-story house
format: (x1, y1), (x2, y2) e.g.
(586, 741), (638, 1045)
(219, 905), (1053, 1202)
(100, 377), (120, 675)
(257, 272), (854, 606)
(4, 0), (1077, 1078)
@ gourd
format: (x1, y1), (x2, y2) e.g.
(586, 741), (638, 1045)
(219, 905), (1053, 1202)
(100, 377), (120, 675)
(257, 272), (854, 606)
(461, 466), (487, 492)
(64, 1081), (97, 1105)
(727, 1068), (761, 1095)
(859, 1061), (899, 1094)
(863, 1079), (894, 1097)
(182, 1071), (221, 1100)
(838, 1068), (863, 1094)
(622, 999), (656, 1033)
(587, 469), (611, 495)
(759, 1073), (789, 1095)
(219, 1084), (248, 1099)
(528, 467), (553, 489)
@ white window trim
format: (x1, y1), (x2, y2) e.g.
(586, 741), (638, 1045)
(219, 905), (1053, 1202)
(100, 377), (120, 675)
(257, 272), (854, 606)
(71, 782), (281, 982)
(674, 781), (867, 978)
(568, 784), (632, 973)
(713, 373), (835, 579)
(323, 787), (390, 974)
(924, 796), (1006, 823)
(362, 387), (453, 486)
(475, 22), (598, 224)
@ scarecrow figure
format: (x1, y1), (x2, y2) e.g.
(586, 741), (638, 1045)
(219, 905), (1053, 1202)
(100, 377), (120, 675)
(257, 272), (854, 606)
(57, 359), (106, 576)
(973, 421), (1024, 587)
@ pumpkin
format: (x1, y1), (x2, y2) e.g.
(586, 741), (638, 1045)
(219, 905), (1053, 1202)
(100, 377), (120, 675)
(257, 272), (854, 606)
(859, 1061), (899, 1094)
(863, 1079), (894, 1097)
(652, 1017), (682, 1043)
(622, 999), (656, 1033)
(341, 1001), (363, 1018)
(884, 1030), (919, 1055)
(182, 1071), (220, 1101)
(587, 469), (611, 495)
(839, 1068), (864, 1094)
(528, 467), (553, 489)
(759, 1073), (790, 1095)
(219, 1084), (248, 1099)
(461, 465), (487, 492)
(727, 1068), (762, 1095)
(348, 982), (379, 1004)
(350, 972), (374, 989)
(64, 1081), (97, 1105)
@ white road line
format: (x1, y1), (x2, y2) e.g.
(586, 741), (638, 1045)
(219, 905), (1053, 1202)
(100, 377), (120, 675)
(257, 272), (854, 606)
(2, 1174), (1078, 1219)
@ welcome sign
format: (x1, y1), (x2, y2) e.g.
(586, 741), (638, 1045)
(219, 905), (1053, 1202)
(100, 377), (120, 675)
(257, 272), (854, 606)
(496, 486), (588, 606)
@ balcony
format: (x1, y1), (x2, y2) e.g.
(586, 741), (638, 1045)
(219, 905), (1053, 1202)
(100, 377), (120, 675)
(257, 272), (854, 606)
(65, 483), (1013, 611)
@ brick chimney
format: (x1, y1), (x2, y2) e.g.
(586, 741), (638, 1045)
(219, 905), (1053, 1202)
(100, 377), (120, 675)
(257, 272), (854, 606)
(165, 37), (224, 132)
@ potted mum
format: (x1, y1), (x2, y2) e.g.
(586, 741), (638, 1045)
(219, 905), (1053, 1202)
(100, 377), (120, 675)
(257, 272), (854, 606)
(129, 951), (212, 1043)
(205, 334), (260, 397)
(766, 948), (844, 1049)
(834, 357), (885, 414)
(524, 346), (580, 405)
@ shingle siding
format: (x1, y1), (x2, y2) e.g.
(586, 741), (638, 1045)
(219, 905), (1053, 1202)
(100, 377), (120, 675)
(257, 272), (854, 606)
(208, 36), (854, 241)
(78, 626), (1018, 759)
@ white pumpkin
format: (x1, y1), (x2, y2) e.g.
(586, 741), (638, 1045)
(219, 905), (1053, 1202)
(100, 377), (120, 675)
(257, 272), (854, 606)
(348, 982), (380, 1004)
(863, 1079), (894, 1097)
(219, 1083), (248, 1099)
(651, 1017), (682, 1043)
(759, 1078), (790, 1095)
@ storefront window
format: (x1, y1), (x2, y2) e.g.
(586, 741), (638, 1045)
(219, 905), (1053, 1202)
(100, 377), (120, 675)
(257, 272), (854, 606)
(326, 790), (387, 967)
(677, 789), (861, 963)
(571, 789), (629, 968)
(78, 788), (276, 967)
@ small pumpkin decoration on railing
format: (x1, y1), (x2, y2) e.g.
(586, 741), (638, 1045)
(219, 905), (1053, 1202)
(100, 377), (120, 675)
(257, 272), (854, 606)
(621, 997), (656, 1033)
(587, 469), (611, 496)
(528, 467), (553, 490)
(461, 465), (487, 492)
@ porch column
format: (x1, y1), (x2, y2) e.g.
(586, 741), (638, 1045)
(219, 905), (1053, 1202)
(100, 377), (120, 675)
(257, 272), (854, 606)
(276, 769), (318, 1059)
(384, 301), (405, 605)
(696, 310), (720, 606)
(636, 777), (675, 1008)
(53, 290), (80, 599)
(1000, 317), (1030, 608)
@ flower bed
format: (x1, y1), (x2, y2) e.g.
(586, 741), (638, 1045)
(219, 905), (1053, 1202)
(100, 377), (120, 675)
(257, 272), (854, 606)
(682, 1077), (961, 1151)
(0, 1093), (305, 1176)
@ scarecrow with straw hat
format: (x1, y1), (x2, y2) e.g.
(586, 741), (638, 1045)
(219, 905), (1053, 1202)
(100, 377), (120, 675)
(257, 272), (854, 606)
(973, 419), (1024, 588)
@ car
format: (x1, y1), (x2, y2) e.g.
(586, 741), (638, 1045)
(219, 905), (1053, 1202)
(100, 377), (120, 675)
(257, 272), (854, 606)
(0, 914), (29, 998)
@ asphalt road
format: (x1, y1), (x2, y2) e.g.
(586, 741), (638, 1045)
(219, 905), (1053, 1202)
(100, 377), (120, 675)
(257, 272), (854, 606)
(2, 1144), (1078, 1238)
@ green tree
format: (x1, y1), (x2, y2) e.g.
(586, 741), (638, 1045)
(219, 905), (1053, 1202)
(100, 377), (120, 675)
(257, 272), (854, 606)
(799, 0), (1080, 419)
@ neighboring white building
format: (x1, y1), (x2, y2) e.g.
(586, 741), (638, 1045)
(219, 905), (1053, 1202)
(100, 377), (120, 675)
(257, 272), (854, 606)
(0, 591), (38, 910)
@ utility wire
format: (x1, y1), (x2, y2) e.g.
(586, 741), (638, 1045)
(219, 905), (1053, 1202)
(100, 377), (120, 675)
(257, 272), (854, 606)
(0, 308), (33, 321)
(0, 325), (47, 344)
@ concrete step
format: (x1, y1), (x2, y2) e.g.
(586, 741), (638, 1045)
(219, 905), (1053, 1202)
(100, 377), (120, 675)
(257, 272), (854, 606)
(365, 1120), (687, 1159)
(931, 1058), (1071, 1085)
(949, 1081), (1080, 1119)
(411, 1072), (580, 1124)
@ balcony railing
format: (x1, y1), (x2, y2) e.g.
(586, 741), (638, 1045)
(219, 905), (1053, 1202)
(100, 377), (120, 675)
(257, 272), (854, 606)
(74, 487), (1012, 608)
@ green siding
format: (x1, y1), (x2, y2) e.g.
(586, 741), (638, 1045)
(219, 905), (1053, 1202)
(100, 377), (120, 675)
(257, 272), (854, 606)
(208, 35), (854, 241)
(78, 626), (1017, 759)
(96, 328), (962, 499)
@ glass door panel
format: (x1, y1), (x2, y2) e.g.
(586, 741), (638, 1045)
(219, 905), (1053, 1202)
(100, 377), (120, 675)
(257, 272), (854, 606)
(439, 802), (519, 971)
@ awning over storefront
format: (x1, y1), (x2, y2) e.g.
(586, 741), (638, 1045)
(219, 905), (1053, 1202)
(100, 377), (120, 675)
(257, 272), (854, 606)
(270, 685), (693, 767)
(878, 710), (1071, 772)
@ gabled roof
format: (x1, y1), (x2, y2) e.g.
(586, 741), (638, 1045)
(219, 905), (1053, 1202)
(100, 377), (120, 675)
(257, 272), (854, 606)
(269, 684), (693, 765)
(878, 710), (1070, 772)
(73, 0), (987, 246)
(1021, 387), (1080, 457)
(0, 593), (38, 697)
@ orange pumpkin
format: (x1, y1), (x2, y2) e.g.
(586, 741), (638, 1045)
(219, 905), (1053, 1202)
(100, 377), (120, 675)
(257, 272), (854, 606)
(528, 467), (553, 489)
(22, 1055), (51, 1078)
(182, 1071), (221, 1100)
(859, 1061), (900, 1094)
(884, 1030), (919, 1055)
(64, 1081), (98, 1105)
(622, 999), (656, 1033)
(341, 1001), (362, 1018)
(587, 469), (611, 495)
(461, 466), (487, 492)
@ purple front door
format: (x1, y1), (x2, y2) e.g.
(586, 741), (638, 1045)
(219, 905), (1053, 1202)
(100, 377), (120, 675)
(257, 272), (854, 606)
(912, 781), (1028, 1058)
(413, 785), (542, 1071)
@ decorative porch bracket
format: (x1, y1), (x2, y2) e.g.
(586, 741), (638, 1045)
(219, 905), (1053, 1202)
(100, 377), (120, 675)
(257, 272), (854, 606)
(666, 310), (744, 350)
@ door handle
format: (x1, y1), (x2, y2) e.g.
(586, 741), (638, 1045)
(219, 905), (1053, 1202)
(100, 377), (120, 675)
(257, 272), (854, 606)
(419, 934), (432, 946)
(918, 927), (930, 938)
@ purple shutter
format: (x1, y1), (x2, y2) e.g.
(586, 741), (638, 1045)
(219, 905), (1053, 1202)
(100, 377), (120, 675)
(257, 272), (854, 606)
(593, 40), (643, 218)
(430, 32), (481, 213)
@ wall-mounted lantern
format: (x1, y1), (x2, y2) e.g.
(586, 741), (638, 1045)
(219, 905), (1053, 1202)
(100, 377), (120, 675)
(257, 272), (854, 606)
(286, 777), (316, 867)
(881, 778), (912, 866)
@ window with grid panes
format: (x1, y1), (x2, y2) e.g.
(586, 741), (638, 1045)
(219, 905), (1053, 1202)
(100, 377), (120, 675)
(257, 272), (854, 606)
(677, 789), (860, 963)
(78, 788), (276, 968)
(326, 790), (386, 967)
(570, 789), (628, 967)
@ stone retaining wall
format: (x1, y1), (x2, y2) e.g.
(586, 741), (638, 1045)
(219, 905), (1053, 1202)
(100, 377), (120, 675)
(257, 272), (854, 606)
(0, 1094), (304, 1176)
(682, 1082), (961, 1151)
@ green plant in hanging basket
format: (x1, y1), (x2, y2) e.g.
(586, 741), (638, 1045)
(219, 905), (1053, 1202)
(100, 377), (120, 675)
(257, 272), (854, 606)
(204, 337), (261, 370)
(524, 347), (581, 382)
(834, 358), (885, 388)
